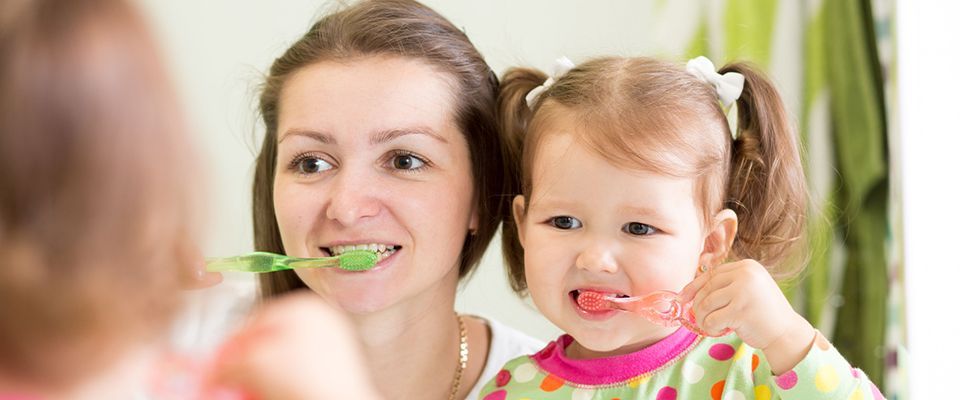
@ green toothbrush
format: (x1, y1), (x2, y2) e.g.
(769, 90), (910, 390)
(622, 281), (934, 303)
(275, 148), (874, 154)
(205, 250), (378, 273)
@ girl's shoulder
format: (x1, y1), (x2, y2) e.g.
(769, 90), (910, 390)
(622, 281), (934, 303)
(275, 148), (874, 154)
(687, 332), (886, 400)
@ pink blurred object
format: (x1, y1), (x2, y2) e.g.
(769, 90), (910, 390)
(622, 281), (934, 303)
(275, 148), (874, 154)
(149, 353), (251, 400)
(576, 290), (731, 337)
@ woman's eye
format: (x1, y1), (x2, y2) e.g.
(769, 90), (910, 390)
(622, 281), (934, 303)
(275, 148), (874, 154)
(623, 222), (657, 236)
(549, 216), (582, 230)
(295, 156), (332, 174)
(392, 153), (426, 170)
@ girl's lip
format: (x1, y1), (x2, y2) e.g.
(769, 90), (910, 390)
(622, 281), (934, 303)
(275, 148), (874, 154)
(570, 287), (632, 298)
(569, 290), (619, 320)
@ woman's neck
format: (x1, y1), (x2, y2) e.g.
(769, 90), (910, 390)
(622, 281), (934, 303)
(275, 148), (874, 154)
(350, 269), (466, 400)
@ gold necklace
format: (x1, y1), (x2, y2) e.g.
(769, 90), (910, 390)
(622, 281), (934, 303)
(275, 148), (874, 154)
(448, 314), (468, 400)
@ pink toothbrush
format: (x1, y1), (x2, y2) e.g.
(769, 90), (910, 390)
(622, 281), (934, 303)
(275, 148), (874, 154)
(576, 290), (730, 337)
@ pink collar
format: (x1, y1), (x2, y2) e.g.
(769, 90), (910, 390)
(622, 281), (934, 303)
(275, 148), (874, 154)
(531, 328), (699, 386)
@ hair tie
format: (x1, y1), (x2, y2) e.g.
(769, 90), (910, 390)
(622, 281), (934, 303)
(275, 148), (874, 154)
(525, 56), (576, 108)
(686, 56), (744, 108)
(687, 56), (744, 139)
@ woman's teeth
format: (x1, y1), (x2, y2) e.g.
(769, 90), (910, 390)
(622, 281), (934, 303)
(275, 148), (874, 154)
(329, 243), (399, 262)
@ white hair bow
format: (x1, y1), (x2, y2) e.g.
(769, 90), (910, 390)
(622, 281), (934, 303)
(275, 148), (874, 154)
(685, 56), (744, 108)
(525, 56), (576, 108)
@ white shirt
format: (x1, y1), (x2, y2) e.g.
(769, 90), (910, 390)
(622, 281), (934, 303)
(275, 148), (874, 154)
(464, 317), (545, 400)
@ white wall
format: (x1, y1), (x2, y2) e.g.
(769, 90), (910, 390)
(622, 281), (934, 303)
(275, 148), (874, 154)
(897, 1), (960, 399)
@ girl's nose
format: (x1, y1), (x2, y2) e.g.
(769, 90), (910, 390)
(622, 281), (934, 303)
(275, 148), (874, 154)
(575, 242), (618, 274)
(323, 167), (382, 226)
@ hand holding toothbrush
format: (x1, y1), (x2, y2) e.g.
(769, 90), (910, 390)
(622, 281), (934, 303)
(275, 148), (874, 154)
(177, 243), (223, 290)
(678, 259), (816, 375)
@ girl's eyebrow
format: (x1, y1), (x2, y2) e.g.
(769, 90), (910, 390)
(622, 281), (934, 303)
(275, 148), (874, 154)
(619, 205), (662, 217)
(529, 198), (579, 211)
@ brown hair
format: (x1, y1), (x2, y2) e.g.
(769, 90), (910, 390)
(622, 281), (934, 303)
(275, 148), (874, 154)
(0, 0), (194, 387)
(253, 0), (506, 298)
(500, 57), (806, 293)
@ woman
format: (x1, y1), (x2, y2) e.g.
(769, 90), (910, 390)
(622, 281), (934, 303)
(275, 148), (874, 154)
(251, 0), (542, 398)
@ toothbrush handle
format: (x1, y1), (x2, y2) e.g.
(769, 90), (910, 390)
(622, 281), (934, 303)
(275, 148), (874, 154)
(677, 303), (732, 337)
(286, 257), (339, 269)
(205, 253), (294, 273)
(612, 292), (731, 337)
(205, 256), (256, 272)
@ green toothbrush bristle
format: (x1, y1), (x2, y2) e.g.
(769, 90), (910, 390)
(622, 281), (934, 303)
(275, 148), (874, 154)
(338, 250), (378, 271)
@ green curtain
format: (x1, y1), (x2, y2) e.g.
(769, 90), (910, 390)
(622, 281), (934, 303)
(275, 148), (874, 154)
(680, 0), (890, 391)
(810, 0), (889, 390)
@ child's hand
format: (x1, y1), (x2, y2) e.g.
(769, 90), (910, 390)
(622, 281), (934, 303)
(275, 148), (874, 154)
(178, 244), (223, 290)
(679, 259), (816, 374)
(203, 291), (381, 400)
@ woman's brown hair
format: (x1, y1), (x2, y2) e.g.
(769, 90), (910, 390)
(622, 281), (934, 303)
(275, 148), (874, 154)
(0, 0), (194, 388)
(499, 57), (807, 294)
(254, 0), (505, 298)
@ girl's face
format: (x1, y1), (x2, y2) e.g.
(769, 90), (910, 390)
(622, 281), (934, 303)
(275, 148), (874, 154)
(273, 56), (478, 314)
(514, 128), (712, 357)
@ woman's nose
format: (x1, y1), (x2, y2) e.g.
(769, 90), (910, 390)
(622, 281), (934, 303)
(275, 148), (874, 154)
(575, 241), (618, 274)
(323, 167), (382, 226)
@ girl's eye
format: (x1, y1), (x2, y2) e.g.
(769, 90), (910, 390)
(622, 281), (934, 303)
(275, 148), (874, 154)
(391, 153), (426, 170)
(623, 222), (657, 236)
(294, 156), (332, 174)
(549, 216), (582, 230)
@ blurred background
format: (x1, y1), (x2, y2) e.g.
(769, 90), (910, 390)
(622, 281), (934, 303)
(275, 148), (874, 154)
(133, 1), (958, 398)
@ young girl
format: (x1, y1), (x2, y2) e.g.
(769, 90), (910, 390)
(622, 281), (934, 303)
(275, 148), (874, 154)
(0, 1), (378, 398)
(480, 56), (884, 399)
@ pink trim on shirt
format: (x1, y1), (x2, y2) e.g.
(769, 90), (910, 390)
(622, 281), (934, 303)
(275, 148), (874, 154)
(530, 328), (699, 385)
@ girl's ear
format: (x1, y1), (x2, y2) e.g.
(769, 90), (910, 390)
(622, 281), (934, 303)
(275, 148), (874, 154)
(512, 195), (527, 247)
(699, 209), (738, 267)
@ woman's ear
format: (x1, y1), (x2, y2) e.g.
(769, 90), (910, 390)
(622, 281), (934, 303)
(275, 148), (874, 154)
(698, 209), (738, 267)
(468, 206), (479, 235)
(512, 195), (527, 247)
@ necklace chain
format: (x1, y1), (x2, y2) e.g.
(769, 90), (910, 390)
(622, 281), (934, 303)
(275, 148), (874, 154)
(448, 314), (468, 400)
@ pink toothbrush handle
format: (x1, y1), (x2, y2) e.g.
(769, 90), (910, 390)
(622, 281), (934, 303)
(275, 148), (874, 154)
(610, 291), (731, 337)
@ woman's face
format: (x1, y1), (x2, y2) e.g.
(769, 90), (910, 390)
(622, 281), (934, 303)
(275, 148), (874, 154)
(273, 56), (478, 314)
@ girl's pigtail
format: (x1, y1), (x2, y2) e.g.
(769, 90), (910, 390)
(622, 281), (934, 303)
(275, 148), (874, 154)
(498, 67), (547, 293)
(720, 62), (807, 278)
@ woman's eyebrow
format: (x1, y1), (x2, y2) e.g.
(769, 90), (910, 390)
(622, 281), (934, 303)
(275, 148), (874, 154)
(278, 128), (335, 144)
(371, 127), (448, 145)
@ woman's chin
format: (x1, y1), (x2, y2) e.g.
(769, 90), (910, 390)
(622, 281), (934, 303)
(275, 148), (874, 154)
(320, 284), (399, 314)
